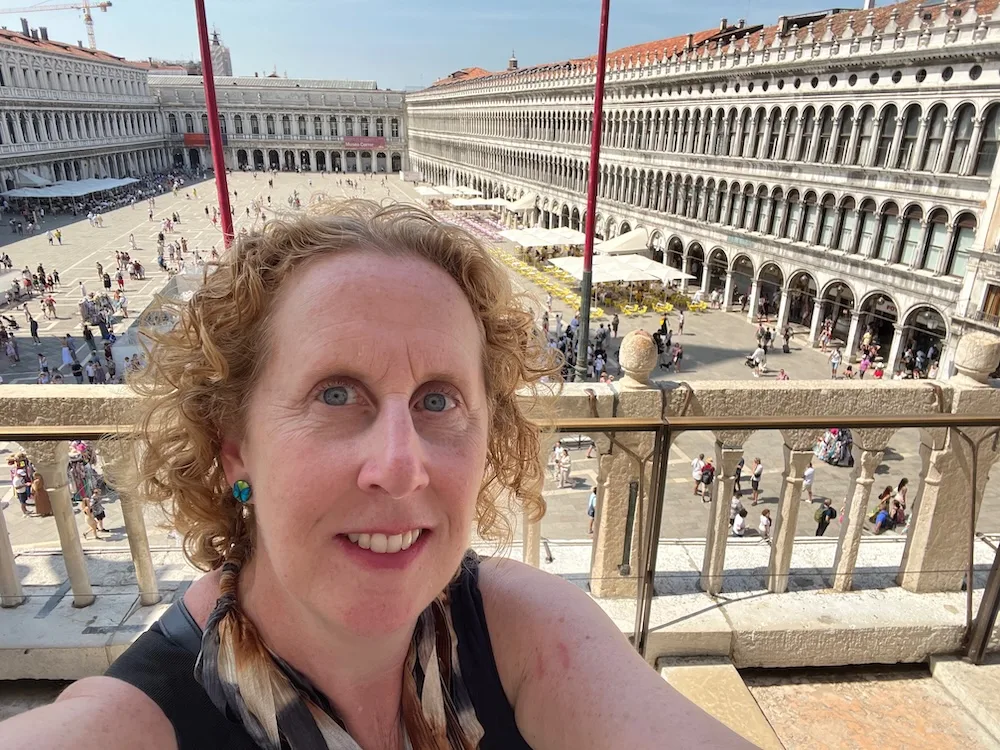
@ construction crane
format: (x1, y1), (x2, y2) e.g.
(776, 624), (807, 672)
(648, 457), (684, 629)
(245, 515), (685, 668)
(0, 1), (113, 50)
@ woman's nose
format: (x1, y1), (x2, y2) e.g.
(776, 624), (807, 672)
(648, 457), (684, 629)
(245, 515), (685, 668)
(357, 399), (430, 500)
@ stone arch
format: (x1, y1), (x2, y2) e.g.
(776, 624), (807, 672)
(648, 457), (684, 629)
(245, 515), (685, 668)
(858, 290), (900, 351)
(786, 271), (818, 327)
(900, 304), (949, 367)
(707, 247), (728, 294)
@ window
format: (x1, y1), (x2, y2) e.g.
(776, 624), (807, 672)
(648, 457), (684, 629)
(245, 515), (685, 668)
(874, 105), (897, 167)
(946, 214), (977, 277)
(857, 201), (877, 254)
(200, 114), (209, 134)
(896, 105), (921, 169)
(298, 116), (306, 137)
(946, 104), (976, 173)
(834, 107), (853, 162)
(234, 115), (243, 134)
(724, 110), (737, 155)
(680, 111), (691, 153)
(184, 113), (194, 133)
(282, 115), (291, 136)
(251, 115), (260, 135)
(834, 199), (857, 251)
(218, 114), (227, 134)
(898, 207), (924, 265)
(266, 115), (275, 135)
(361, 117), (370, 136)
(874, 203), (899, 259)
(818, 195), (837, 246)
(921, 210), (949, 272)
(752, 108), (767, 158)
(852, 106), (874, 165)
(780, 108), (798, 159)
(739, 187), (754, 228)
(345, 117), (354, 136)
(801, 193), (819, 242)
(767, 110), (781, 159)
(738, 110), (752, 156)
(920, 104), (947, 171)
(797, 108), (815, 160)
(768, 191), (784, 235)
(785, 192), (801, 239)
(330, 116), (339, 136)
(976, 105), (1000, 176)
(391, 118), (399, 138)
(690, 111), (701, 154)
(816, 108), (834, 161)
(168, 113), (178, 134)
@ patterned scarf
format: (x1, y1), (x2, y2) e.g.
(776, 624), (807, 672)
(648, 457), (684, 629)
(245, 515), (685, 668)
(194, 553), (486, 750)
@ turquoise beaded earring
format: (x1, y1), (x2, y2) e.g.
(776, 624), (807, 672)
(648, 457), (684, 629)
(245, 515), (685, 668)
(232, 479), (252, 504)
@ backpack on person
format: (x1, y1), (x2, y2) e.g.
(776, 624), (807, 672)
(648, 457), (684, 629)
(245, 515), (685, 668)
(814, 506), (837, 523)
(701, 465), (715, 485)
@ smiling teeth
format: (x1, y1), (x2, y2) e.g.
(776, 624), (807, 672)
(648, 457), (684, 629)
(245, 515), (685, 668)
(346, 529), (420, 553)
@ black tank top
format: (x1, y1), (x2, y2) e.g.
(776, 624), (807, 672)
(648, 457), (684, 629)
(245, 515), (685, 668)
(106, 554), (531, 750)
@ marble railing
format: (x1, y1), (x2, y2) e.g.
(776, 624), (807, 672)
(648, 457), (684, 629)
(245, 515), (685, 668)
(1, 331), (999, 657)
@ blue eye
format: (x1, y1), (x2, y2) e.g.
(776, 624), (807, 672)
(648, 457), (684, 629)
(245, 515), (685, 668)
(422, 392), (453, 412)
(321, 385), (357, 406)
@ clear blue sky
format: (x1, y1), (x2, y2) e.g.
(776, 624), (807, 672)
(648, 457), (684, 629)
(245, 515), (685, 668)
(5, 0), (868, 90)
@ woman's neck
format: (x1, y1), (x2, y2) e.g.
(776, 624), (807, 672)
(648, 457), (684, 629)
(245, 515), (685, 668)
(239, 553), (414, 749)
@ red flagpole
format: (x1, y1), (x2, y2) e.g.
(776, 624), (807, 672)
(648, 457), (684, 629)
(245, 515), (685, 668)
(574, 0), (611, 381)
(194, 0), (234, 247)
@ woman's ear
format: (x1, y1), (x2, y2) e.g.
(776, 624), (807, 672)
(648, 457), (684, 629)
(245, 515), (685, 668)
(219, 436), (247, 486)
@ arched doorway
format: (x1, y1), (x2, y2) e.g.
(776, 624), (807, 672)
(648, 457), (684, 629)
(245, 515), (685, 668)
(236, 149), (248, 169)
(819, 281), (856, 343)
(620, 220), (632, 236)
(571, 208), (581, 231)
(252, 149), (264, 170)
(858, 291), (898, 352)
(360, 151), (373, 172)
(172, 149), (184, 168)
(188, 149), (201, 169)
(756, 262), (784, 318)
(605, 216), (617, 239)
(268, 150), (280, 170)
(707, 248), (728, 294)
(391, 153), (402, 171)
(376, 152), (387, 172)
(316, 152), (326, 171)
(650, 232), (666, 263)
(731, 255), (755, 301)
(346, 151), (358, 172)
(786, 271), (818, 326)
(561, 206), (570, 228)
(283, 150), (295, 170)
(686, 243), (705, 288)
(666, 237), (684, 271)
(902, 306), (947, 366)
(332, 152), (342, 172)
(299, 151), (311, 171)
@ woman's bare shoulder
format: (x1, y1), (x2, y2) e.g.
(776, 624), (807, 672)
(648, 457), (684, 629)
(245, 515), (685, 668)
(0, 675), (176, 750)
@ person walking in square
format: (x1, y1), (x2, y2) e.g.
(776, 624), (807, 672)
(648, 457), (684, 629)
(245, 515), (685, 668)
(815, 498), (837, 536)
(802, 462), (815, 503)
(691, 453), (705, 495)
(611, 313), (619, 338)
(750, 458), (763, 505)
(587, 486), (597, 535)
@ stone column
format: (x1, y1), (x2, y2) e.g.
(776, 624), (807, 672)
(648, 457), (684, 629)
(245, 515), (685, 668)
(933, 118), (957, 173)
(767, 437), (814, 594)
(700, 262), (710, 295)
(776, 288), (791, 331)
(745, 280), (760, 324)
(962, 118), (985, 176)
(0, 501), (24, 607)
(701, 435), (750, 595)
(832, 435), (890, 592)
(590, 331), (661, 598)
(900, 332), (1000, 591)
(886, 324), (905, 374)
(843, 312), (862, 362)
(886, 116), (906, 168)
(32, 440), (94, 608)
(723, 270), (735, 312)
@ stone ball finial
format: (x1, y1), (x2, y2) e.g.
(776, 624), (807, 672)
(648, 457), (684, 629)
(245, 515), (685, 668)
(953, 331), (1000, 385)
(619, 330), (658, 386)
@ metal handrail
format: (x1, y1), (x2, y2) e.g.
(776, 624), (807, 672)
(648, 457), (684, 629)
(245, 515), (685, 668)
(3, 411), (999, 663)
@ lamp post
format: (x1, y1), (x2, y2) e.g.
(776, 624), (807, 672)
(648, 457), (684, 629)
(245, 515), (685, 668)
(194, 0), (234, 248)
(574, 0), (611, 382)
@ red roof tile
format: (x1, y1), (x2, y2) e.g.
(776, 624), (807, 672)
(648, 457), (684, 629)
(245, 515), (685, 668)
(0, 27), (140, 67)
(427, 0), (999, 90)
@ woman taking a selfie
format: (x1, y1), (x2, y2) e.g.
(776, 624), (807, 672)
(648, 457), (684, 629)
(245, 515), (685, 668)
(0, 201), (742, 749)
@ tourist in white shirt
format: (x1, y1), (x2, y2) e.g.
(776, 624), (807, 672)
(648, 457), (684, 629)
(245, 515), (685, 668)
(802, 462), (815, 503)
(691, 454), (705, 495)
(732, 508), (748, 537)
(758, 509), (772, 542)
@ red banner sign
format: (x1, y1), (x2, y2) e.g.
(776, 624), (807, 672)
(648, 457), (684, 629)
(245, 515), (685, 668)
(344, 136), (386, 149)
(183, 133), (227, 146)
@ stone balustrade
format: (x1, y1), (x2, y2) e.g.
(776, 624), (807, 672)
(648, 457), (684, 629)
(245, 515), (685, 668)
(0, 334), (999, 661)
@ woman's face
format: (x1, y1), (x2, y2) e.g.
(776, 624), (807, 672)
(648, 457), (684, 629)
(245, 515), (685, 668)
(224, 252), (489, 637)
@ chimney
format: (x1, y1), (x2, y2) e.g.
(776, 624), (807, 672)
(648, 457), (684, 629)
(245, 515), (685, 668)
(864, 0), (875, 8)
(738, 18), (745, 29)
(720, 18), (728, 31)
(686, 32), (694, 50)
(778, 15), (788, 34)
(39, 27), (48, 41)
(20, 18), (28, 35)
(254, 71), (259, 77)
(77, 40), (83, 48)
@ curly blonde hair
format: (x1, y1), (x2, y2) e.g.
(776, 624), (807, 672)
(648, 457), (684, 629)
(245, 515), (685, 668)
(125, 199), (558, 571)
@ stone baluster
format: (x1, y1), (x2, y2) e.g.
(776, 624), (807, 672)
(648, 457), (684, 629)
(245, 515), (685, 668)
(767, 434), (815, 594)
(0, 500), (25, 607)
(831, 429), (893, 591)
(701, 433), (751, 595)
(590, 332), (661, 598)
(32, 440), (94, 608)
(899, 333), (1000, 592)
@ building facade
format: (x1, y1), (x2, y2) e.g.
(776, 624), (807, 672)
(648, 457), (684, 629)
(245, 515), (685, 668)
(0, 25), (170, 190)
(151, 74), (407, 174)
(407, 0), (1000, 375)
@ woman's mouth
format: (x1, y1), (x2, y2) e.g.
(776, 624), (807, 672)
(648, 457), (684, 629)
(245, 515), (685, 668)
(344, 529), (422, 554)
